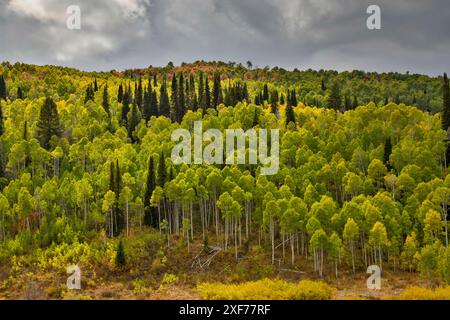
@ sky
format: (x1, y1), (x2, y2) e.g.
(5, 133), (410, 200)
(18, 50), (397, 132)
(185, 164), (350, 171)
(0, 0), (449, 75)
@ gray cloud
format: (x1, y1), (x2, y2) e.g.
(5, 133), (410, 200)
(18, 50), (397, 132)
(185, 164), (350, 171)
(0, 0), (449, 75)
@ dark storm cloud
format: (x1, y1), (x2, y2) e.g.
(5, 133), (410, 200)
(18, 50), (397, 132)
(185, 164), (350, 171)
(0, 0), (449, 75)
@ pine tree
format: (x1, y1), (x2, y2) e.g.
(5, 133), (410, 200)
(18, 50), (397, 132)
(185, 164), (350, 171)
(0, 102), (4, 136)
(17, 87), (23, 100)
(212, 72), (222, 109)
(127, 103), (141, 143)
(383, 137), (392, 170)
(205, 75), (211, 111)
(36, 97), (62, 150)
(263, 83), (269, 102)
(94, 78), (98, 92)
(115, 239), (126, 267)
(159, 79), (170, 118)
(153, 74), (158, 87)
(0, 75), (7, 100)
(177, 73), (185, 122)
(118, 84), (124, 103)
(321, 79), (327, 92)
(121, 84), (132, 125)
(171, 73), (178, 122)
(442, 73), (450, 131)
(198, 72), (205, 111)
(102, 84), (110, 115)
(326, 81), (341, 110)
(285, 104), (296, 126)
(84, 84), (94, 103)
(144, 156), (158, 227)
(135, 78), (143, 111)
(158, 152), (166, 187)
(291, 89), (298, 106)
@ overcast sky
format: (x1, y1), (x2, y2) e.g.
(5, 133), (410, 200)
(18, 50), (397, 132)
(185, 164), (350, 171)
(0, 0), (449, 75)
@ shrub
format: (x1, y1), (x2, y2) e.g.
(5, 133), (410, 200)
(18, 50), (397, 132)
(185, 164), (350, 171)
(196, 279), (335, 300)
(399, 286), (450, 300)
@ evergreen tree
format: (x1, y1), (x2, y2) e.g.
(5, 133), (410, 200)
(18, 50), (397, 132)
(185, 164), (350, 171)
(121, 84), (132, 125)
(158, 152), (166, 187)
(321, 79), (327, 92)
(285, 104), (296, 126)
(326, 81), (341, 110)
(205, 75), (211, 111)
(17, 87), (23, 100)
(144, 156), (158, 228)
(94, 78), (98, 92)
(118, 84), (124, 103)
(153, 73), (157, 87)
(159, 79), (170, 118)
(84, 84), (94, 103)
(198, 72), (205, 111)
(212, 72), (222, 108)
(383, 137), (392, 170)
(36, 97), (62, 150)
(171, 73), (178, 122)
(0, 102), (4, 136)
(127, 103), (141, 143)
(280, 94), (285, 105)
(135, 78), (143, 111)
(442, 73), (450, 131)
(115, 239), (126, 267)
(291, 89), (298, 106)
(0, 75), (7, 100)
(102, 84), (110, 115)
(177, 73), (185, 122)
(263, 83), (269, 102)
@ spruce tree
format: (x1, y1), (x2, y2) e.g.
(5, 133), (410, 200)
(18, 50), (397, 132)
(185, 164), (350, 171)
(383, 137), (392, 170)
(0, 75), (6, 100)
(102, 84), (110, 115)
(17, 87), (23, 100)
(159, 80), (170, 118)
(212, 72), (222, 109)
(326, 81), (341, 110)
(198, 72), (205, 111)
(36, 97), (62, 150)
(115, 239), (126, 267)
(121, 84), (131, 125)
(177, 73), (185, 122)
(135, 78), (143, 110)
(158, 152), (166, 187)
(144, 156), (158, 228)
(442, 73), (450, 131)
(118, 84), (124, 103)
(263, 83), (269, 102)
(285, 104), (296, 126)
(127, 103), (141, 143)
(0, 102), (4, 136)
(205, 75), (211, 111)
(171, 73), (178, 122)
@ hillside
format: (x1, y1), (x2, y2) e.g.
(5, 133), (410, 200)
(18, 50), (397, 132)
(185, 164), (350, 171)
(0, 61), (450, 300)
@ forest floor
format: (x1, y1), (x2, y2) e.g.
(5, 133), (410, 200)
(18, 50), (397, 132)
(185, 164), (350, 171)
(0, 242), (429, 300)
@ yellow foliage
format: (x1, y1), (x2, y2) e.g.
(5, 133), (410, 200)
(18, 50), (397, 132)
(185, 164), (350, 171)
(398, 286), (450, 300)
(196, 279), (335, 300)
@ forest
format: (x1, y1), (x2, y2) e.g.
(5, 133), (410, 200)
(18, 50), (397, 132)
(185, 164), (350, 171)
(0, 60), (449, 299)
